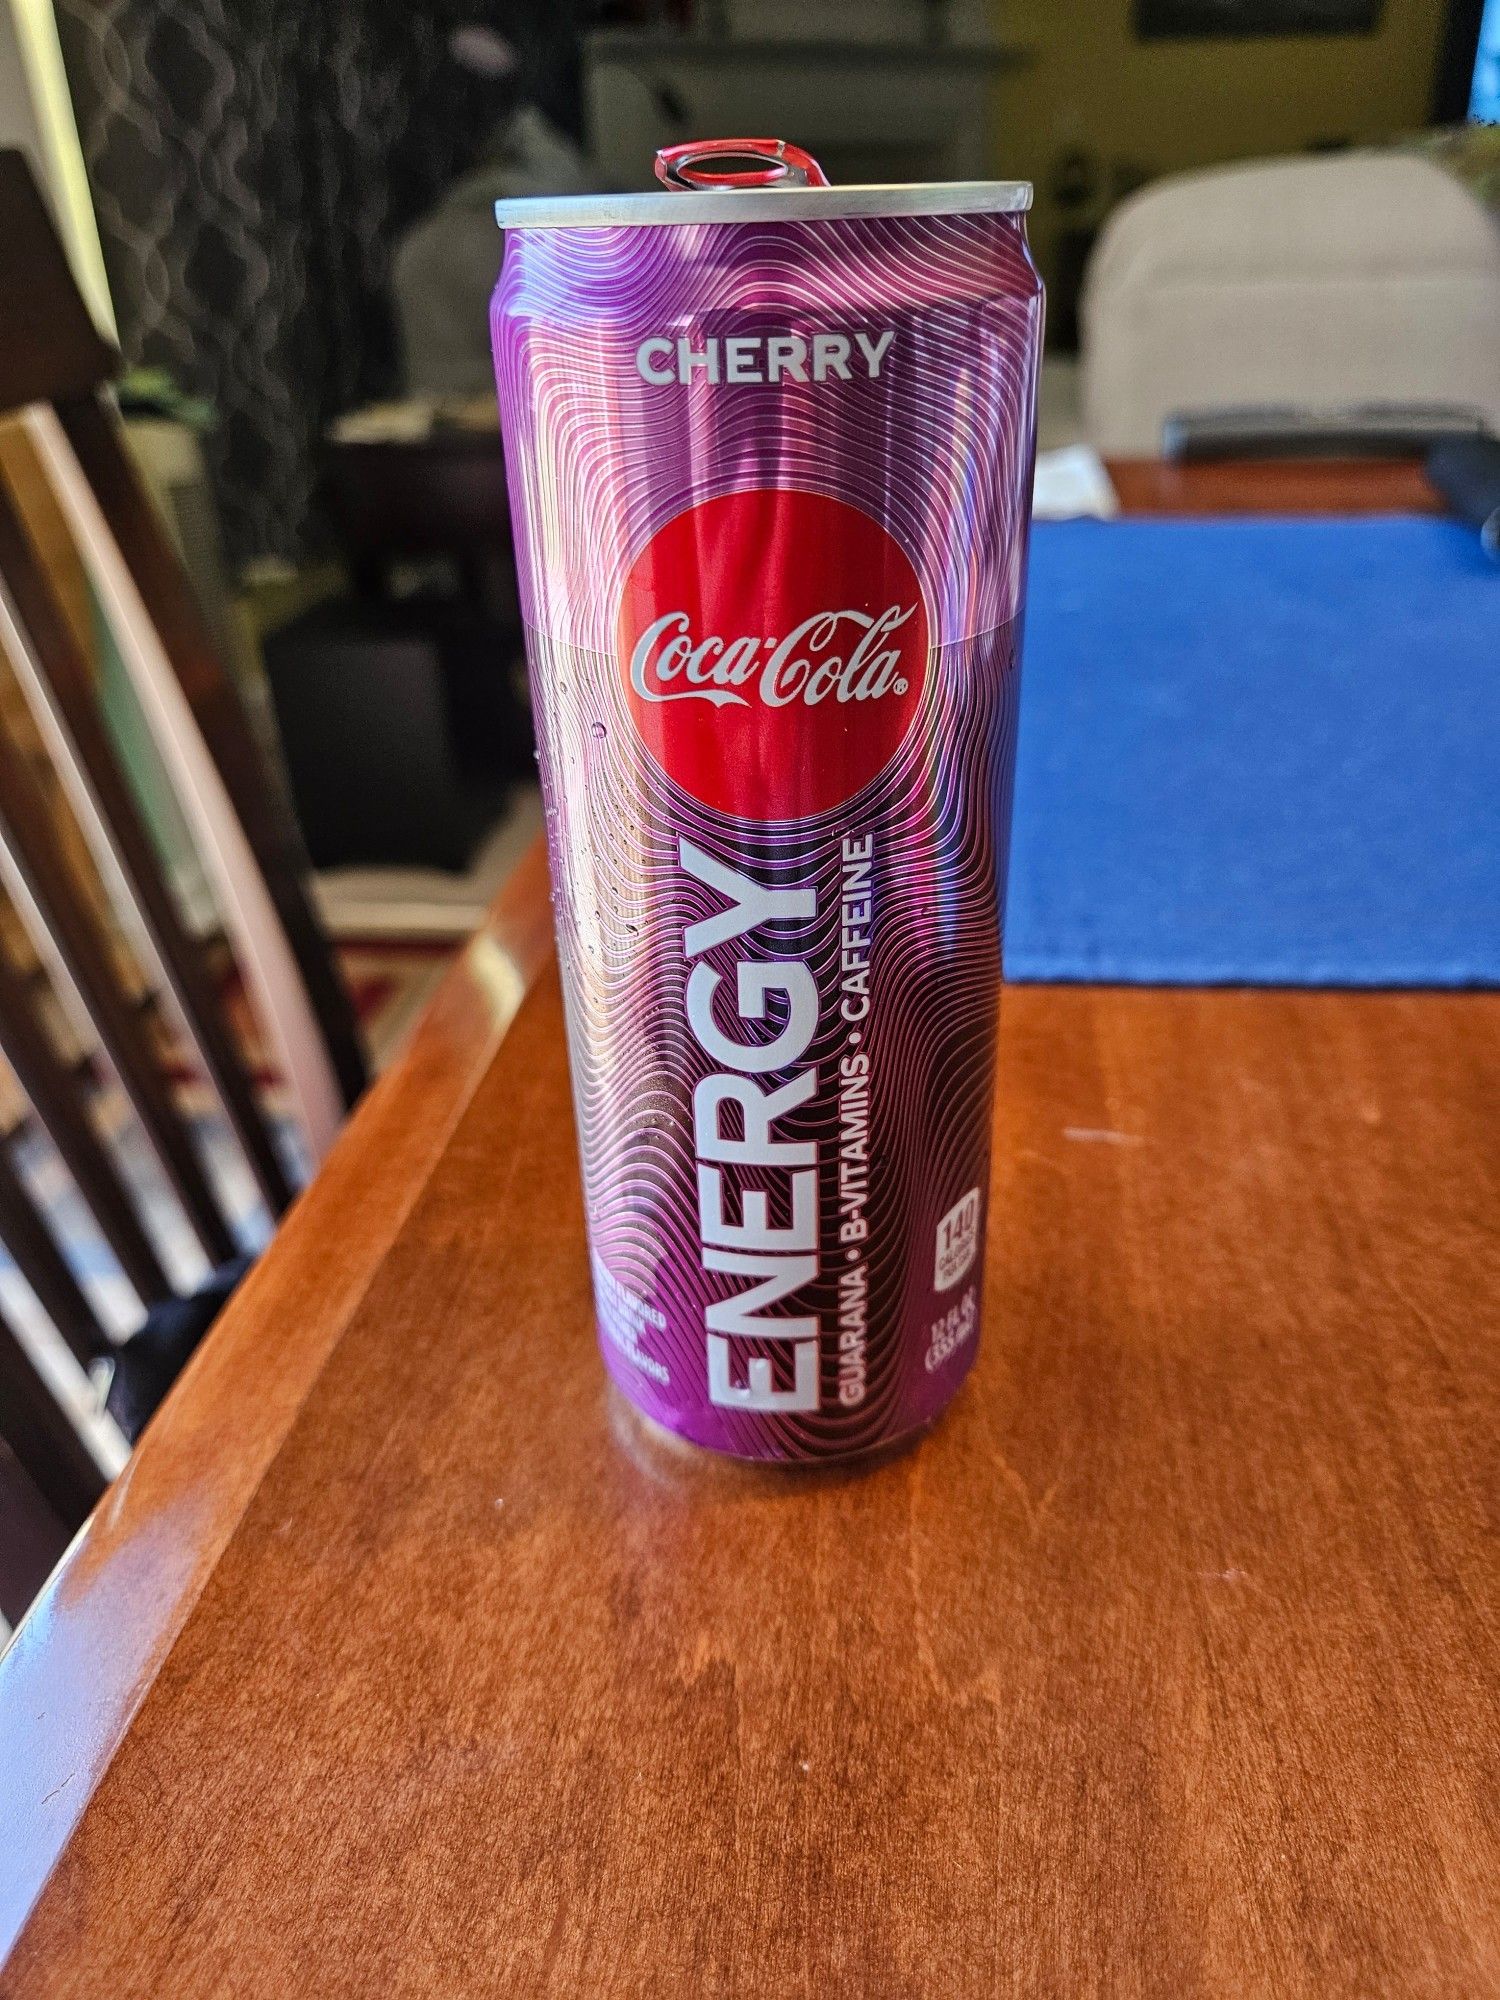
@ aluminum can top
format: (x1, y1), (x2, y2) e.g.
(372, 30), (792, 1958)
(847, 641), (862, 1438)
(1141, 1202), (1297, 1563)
(494, 181), (1033, 231)
(491, 139), (1041, 658)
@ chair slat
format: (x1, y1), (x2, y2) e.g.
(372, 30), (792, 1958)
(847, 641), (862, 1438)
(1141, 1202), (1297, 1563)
(0, 936), (171, 1301)
(0, 150), (373, 1614)
(54, 397), (367, 1117)
(0, 1134), (109, 1366)
(0, 724), (236, 1265)
(0, 154), (118, 416)
(0, 1300), (106, 1531)
(0, 480), (294, 1215)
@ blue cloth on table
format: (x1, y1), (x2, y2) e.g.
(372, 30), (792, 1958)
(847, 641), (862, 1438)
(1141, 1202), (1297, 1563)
(1005, 516), (1499, 987)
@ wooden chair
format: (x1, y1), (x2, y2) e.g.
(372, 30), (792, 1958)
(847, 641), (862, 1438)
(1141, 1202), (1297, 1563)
(0, 149), (367, 1619)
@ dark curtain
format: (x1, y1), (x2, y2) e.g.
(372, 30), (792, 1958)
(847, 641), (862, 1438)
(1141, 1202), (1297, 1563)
(56, 0), (580, 564)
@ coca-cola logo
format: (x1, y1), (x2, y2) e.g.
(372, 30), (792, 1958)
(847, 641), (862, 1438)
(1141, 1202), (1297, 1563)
(629, 603), (917, 712)
(617, 489), (929, 819)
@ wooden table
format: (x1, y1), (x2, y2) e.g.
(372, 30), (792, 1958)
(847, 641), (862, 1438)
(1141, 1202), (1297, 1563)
(3, 462), (1495, 1996)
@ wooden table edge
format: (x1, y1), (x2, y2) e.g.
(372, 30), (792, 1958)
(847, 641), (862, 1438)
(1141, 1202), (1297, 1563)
(0, 843), (553, 1958)
(1103, 455), (1442, 515)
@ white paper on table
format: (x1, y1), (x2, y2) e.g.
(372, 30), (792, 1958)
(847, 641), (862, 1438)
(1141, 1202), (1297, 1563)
(1032, 445), (1120, 521)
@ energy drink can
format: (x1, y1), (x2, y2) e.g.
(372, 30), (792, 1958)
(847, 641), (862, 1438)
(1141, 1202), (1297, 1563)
(492, 139), (1042, 1459)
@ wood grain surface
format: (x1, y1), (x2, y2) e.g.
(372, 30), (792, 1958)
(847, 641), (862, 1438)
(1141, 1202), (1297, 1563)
(2, 456), (1492, 1996)
(3, 967), (1496, 1996)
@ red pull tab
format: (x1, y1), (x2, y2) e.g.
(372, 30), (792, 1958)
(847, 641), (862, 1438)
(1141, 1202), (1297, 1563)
(654, 138), (830, 192)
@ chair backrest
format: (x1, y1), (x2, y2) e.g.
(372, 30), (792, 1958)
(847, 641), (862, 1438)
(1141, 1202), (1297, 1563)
(0, 148), (368, 1602)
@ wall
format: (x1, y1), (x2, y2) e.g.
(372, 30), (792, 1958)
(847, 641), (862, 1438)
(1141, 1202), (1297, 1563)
(0, 0), (43, 155)
(991, 0), (1449, 288)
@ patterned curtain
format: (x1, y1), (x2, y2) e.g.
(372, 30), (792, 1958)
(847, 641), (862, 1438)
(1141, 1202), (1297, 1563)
(55, 1), (573, 563)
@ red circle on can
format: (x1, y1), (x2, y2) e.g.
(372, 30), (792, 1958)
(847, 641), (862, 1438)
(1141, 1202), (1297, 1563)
(616, 489), (929, 820)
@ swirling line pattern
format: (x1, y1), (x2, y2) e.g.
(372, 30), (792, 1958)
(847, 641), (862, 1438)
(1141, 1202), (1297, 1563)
(494, 206), (1042, 1459)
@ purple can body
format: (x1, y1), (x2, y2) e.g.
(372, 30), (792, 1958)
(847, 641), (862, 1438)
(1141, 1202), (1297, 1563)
(492, 180), (1042, 1460)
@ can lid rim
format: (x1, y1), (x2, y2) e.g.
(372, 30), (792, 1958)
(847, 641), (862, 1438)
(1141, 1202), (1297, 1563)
(493, 182), (1033, 231)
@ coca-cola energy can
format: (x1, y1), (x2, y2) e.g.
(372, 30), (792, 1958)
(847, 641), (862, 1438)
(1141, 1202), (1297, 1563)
(492, 140), (1042, 1460)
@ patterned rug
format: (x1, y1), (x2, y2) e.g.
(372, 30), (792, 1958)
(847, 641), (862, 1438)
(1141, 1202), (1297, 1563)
(158, 933), (460, 1106)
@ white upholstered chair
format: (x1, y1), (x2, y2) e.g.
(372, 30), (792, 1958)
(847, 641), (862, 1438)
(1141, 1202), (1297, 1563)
(1081, 150), (1500, 454)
